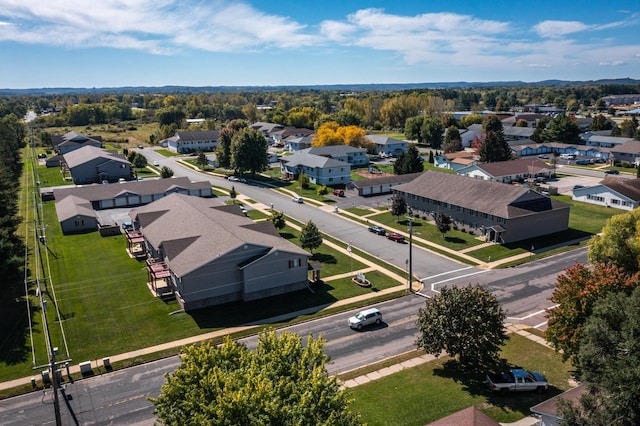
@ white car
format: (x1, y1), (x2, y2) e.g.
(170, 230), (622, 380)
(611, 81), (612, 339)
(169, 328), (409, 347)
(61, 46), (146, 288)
(153, 161), (160, 166)
(292, 196), (303, 203)
(348, 308), (382, 330)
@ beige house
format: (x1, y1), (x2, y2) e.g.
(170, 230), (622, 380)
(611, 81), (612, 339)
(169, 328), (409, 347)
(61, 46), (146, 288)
(130, 194), (310, 312)
(392, 171), (571, 244)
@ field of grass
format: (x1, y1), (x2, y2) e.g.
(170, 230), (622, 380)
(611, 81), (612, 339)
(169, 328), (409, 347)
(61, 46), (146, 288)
(44, 122), (158, 149)
(349, 333), (573, 425)
(156, 148), (182, 157)
(36, 164), (73, 187)
(2, 187), (387, 383)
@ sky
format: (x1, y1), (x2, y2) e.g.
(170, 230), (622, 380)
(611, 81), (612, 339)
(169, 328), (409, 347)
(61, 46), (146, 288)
(0, 0), (639, 89)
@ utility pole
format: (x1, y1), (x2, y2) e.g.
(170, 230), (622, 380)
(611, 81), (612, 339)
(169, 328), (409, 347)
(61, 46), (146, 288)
(408, 217), (413, 293)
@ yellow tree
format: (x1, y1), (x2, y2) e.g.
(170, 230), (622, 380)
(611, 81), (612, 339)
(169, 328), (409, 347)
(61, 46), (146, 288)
(312, 122), (369, 148)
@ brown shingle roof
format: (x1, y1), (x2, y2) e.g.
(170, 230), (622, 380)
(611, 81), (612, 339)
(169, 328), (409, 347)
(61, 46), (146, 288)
(600, 177), (640, 201)
(530, 385), (586, 419)
(428, 406), (500, 426)
(393, 171), (570, 219)
(351, 172), (423, 189)
(130, 194), (309, 276)
(474, 158), (552, 178)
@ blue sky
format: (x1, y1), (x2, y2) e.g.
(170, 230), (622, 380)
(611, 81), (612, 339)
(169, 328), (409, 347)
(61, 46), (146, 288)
(1, 0), (639, 89)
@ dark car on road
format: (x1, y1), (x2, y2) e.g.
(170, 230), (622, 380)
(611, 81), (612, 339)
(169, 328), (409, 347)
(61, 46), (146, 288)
(386, 232), (405, 243)
(368, 225), (386, 235)
(604, 169), (620, 175)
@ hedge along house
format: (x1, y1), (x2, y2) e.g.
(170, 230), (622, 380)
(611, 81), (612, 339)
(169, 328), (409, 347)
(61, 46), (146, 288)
(392, 171), (571, 244)
(129, 193), (310, 312)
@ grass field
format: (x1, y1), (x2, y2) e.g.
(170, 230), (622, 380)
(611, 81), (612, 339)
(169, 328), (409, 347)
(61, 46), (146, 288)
(2, 180), (399, 383)
(349, 333), (573, 425)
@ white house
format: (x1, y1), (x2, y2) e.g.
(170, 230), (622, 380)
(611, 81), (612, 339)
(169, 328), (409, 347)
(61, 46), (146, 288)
(165, 130), (219, 153)
(572, 177), (640, 210)
(280, 152), (351, 186)
(366, 135), (408, 157)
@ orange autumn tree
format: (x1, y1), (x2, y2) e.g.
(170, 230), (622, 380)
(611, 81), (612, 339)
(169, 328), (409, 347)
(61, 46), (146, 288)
(546, 262), (640, 366)
(312, 121), (370, 148)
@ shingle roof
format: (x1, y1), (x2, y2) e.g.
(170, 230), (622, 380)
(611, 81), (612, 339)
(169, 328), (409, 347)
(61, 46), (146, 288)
(271, 127), (313, 137)
(530, 385), (586, 419)
(393, 171), (570, 218)
(52, 176), (211, 202)
(610, 140), (640, 154)
(351, 172), (423, 189)
(473, 158), (552, 178)
(249, 122), (285, 132)
(54, 195), (97, 222)
(52, 131), (103, 148)
(283, 152), (349, 168)
(303, 145), (366, 156)
(366, 135), (406, 145)
(428, 406), (500, 426)
(175, 130), (219, 141)
(130, 194), (309, 276)
(63, 145), (129, 169)
(600, 177), (640, 201)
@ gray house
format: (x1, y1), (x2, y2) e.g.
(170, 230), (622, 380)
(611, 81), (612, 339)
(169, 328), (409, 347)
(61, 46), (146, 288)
(280, 152), (351, 186)
(129, 194), (310, 312)
(393, 171), (571, 244)
(457, 158), (554, 183)
(55, 195), (98, 234)
(301, 145), (369, 167)
(62, 145), (132, 184)
(52, 131), (103, 154)
(366, 135), (408, 157)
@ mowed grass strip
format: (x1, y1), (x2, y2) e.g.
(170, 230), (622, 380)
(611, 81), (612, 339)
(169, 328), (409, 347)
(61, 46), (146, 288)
(349, 333), (573, 425)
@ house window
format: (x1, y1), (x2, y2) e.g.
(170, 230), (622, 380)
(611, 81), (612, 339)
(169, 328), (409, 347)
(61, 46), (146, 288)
(611, 199), (620, 205)
(288, 258), (302, 269)
(587, 194), (605, 202)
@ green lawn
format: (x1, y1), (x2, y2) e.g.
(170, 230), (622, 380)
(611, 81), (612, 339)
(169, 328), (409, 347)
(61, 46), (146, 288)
(37, 164), (73, 187)
(2, 193), (383, 383)
(156, 148), (182, 157)
(349, 333), (573, 425)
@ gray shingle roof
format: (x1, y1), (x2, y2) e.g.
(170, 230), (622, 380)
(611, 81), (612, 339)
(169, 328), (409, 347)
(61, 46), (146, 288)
(130, 194), (309, 276)
(351, 172), (423, 189)
(366, 135), (405, 145)
(52, 131), (103, 148)
(52, 176), (211, 202)
(302, 145), (366, 156)
(63, 145), (129, 169)
(393, 171), (570, 219)
(175, 130), (219, 141)
(610, 140), (640, 154)
(283, 152), (349, 168)
(54, 195), (97, 222)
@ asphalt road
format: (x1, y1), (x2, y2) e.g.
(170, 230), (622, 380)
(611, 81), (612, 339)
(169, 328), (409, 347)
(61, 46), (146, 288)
(0, 151), (589, 424)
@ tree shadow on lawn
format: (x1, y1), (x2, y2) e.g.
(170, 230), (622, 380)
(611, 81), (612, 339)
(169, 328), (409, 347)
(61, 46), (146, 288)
(0, 298), (35, 365)
(432, 359), (565, 417)
(444, 236), (466, 244)
(310, 253), (337, 264)
(190, 281), (339, 329)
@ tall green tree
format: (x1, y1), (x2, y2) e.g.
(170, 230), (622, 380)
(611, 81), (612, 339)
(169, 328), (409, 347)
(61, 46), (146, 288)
(390, 194), (407, 222)
(416, 284), (508, 370)
(151, 331), (362, 426)
(269, 210), (286, 230)
(530, 117), (550, 143)
(434, 212), (452, 238)
(479, 115), (511, 162)
(442, 126), (462, 153)
(560, 287), (640, 425)
(545, 113), (581, 144)
(588, 208), (640, 275)
(393, 152), (407, 175)
(230, 128), (269, 175)
(546, 263), (639, 365)
(404, 116), (424, 142)
(403, 145), (424, 174)
(196, 151), (207, 169)
(421, 117), (444, 149)
(300, 220), (322, 253)
(590, 114), (613, 131)
(217, 127), (234, 169)
(131, 152), (147, 169)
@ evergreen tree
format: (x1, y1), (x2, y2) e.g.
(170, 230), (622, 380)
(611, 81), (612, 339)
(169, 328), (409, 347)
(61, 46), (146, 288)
(443, 126), (462, 153)
(479, 115), (511, 162)
(545, 113), (581, 144)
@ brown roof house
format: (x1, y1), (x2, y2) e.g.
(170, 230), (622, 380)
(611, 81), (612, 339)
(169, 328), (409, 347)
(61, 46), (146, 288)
(129, 193), (310, 312)
(457, 158), (554, 183)
(428, 406), (500, 426)
(392, 171), (571, 243)
(572, 176), (640, 210)
(62, 145), (132, 184)
(530, 385), (587, 426)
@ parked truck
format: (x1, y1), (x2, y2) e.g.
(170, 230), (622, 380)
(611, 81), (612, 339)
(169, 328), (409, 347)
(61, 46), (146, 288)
(486, 369), (548, 394)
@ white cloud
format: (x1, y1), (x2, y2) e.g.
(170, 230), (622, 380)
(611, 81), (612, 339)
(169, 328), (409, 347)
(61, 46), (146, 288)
(532, 20), (590, 38)
(0, 0), (318, 53)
